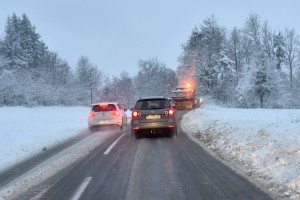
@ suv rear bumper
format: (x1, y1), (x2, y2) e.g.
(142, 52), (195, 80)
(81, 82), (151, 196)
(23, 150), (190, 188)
(131, 120), (176, 130)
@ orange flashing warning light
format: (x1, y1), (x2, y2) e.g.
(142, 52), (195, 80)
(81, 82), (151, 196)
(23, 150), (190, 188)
(186, 83), (191, 88)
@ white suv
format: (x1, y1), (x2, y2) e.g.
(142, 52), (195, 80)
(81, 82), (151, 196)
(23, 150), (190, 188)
(88, 102), (127, 132)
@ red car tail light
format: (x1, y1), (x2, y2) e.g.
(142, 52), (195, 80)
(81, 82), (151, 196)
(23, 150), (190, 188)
(111, 111), (119, 115)
(88, 112), (97, 117)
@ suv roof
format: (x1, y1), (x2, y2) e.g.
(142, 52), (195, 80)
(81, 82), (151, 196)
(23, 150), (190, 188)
(139, 96), (167, 100)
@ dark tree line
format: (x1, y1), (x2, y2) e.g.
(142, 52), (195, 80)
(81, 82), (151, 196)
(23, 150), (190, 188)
(179, 14), (300, 108)
(0, 14), (177, 108)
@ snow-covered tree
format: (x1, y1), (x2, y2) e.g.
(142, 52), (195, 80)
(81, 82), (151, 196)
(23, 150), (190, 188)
(212, 52), (236, 103)
(102, 71), (134, 108)
(254, 66), (271, 108)
(273, 31), (285, 71)
(75, 56), (105, 105)
(227, 27), (243, 84)
(134, 58), (177, 100)
(284, 29), (300, 89)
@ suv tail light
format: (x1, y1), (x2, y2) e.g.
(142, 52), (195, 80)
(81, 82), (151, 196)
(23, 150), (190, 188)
(132, 111), (141, 118)
(165, 109), (175, 115)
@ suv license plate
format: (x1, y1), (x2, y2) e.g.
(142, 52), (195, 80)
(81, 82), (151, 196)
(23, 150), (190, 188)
(146, 115), (161, 120)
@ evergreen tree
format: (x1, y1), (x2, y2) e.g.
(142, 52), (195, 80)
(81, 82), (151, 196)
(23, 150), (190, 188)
(254, 66), (271, 108)
(3, 14), (27, 70)
(273, 31), (285, 71)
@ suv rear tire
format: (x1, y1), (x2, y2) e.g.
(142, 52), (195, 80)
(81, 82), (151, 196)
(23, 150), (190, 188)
(134, 131), (141, 139)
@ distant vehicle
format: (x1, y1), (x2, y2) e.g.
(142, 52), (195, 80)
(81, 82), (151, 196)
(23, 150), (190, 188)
(171, 85), (196, 110)
(88, 102), (127, 132)
(173, 65), (200, 110)
(131, 96), (177, 138)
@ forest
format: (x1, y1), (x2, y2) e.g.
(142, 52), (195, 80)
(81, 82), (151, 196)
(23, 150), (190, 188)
(180, 14), (300, 108)
(0, 13), (299, 108)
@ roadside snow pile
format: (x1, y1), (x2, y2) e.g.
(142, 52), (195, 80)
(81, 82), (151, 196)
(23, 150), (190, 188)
(0, 107), (89, 171)
(181, 104), (300, 199)
(0, 131), (113, 200)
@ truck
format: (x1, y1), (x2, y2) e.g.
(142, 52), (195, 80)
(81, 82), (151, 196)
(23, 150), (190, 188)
(171, 85), (196, 110)
(171, 65), (203, 110)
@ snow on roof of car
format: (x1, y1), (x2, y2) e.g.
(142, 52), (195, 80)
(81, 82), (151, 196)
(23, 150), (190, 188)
(91, 102), (119, 106)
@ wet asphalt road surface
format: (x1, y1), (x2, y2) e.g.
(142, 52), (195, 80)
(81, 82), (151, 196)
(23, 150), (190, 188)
(15, 111), (273, 200)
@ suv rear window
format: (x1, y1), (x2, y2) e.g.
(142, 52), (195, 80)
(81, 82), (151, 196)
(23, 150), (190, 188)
(135, 99), (171, 110)
(92, 104), (117, 112)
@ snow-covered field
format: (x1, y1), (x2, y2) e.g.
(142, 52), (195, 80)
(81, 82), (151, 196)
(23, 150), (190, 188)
(181, 104), (300, 199)
(0, 107), (90, 171)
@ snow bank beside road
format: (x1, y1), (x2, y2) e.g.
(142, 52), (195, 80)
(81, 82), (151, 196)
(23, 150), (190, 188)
(0, 131), (113, 200)
(181, 105), (300, 199)
(0, 107), (89, 171)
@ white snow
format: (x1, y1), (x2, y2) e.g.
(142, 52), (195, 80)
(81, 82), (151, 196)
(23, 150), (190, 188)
(181, 103), (300, 199)
(0, 107), (132, 172)
(0, 106), (126, 199)
(0, 131), (113, 200)
(0, 106), (90, 171)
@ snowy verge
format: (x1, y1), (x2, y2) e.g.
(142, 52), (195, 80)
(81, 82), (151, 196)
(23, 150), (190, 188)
(0, 107), (90, 171)
(181, 104), (300, 200)
(0, 131), (114, 200)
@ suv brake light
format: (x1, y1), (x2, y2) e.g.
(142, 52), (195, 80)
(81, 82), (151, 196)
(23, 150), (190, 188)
(132, 111), (140, 118)
(165, 109), (175, 115)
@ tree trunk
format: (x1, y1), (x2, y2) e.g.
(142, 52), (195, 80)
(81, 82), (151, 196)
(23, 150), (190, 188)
(289, 64), (293, 88)
(260, 95), (264, 108)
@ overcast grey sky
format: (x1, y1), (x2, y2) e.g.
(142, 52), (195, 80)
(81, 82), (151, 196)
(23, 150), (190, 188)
(1, 0), (300, 76)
